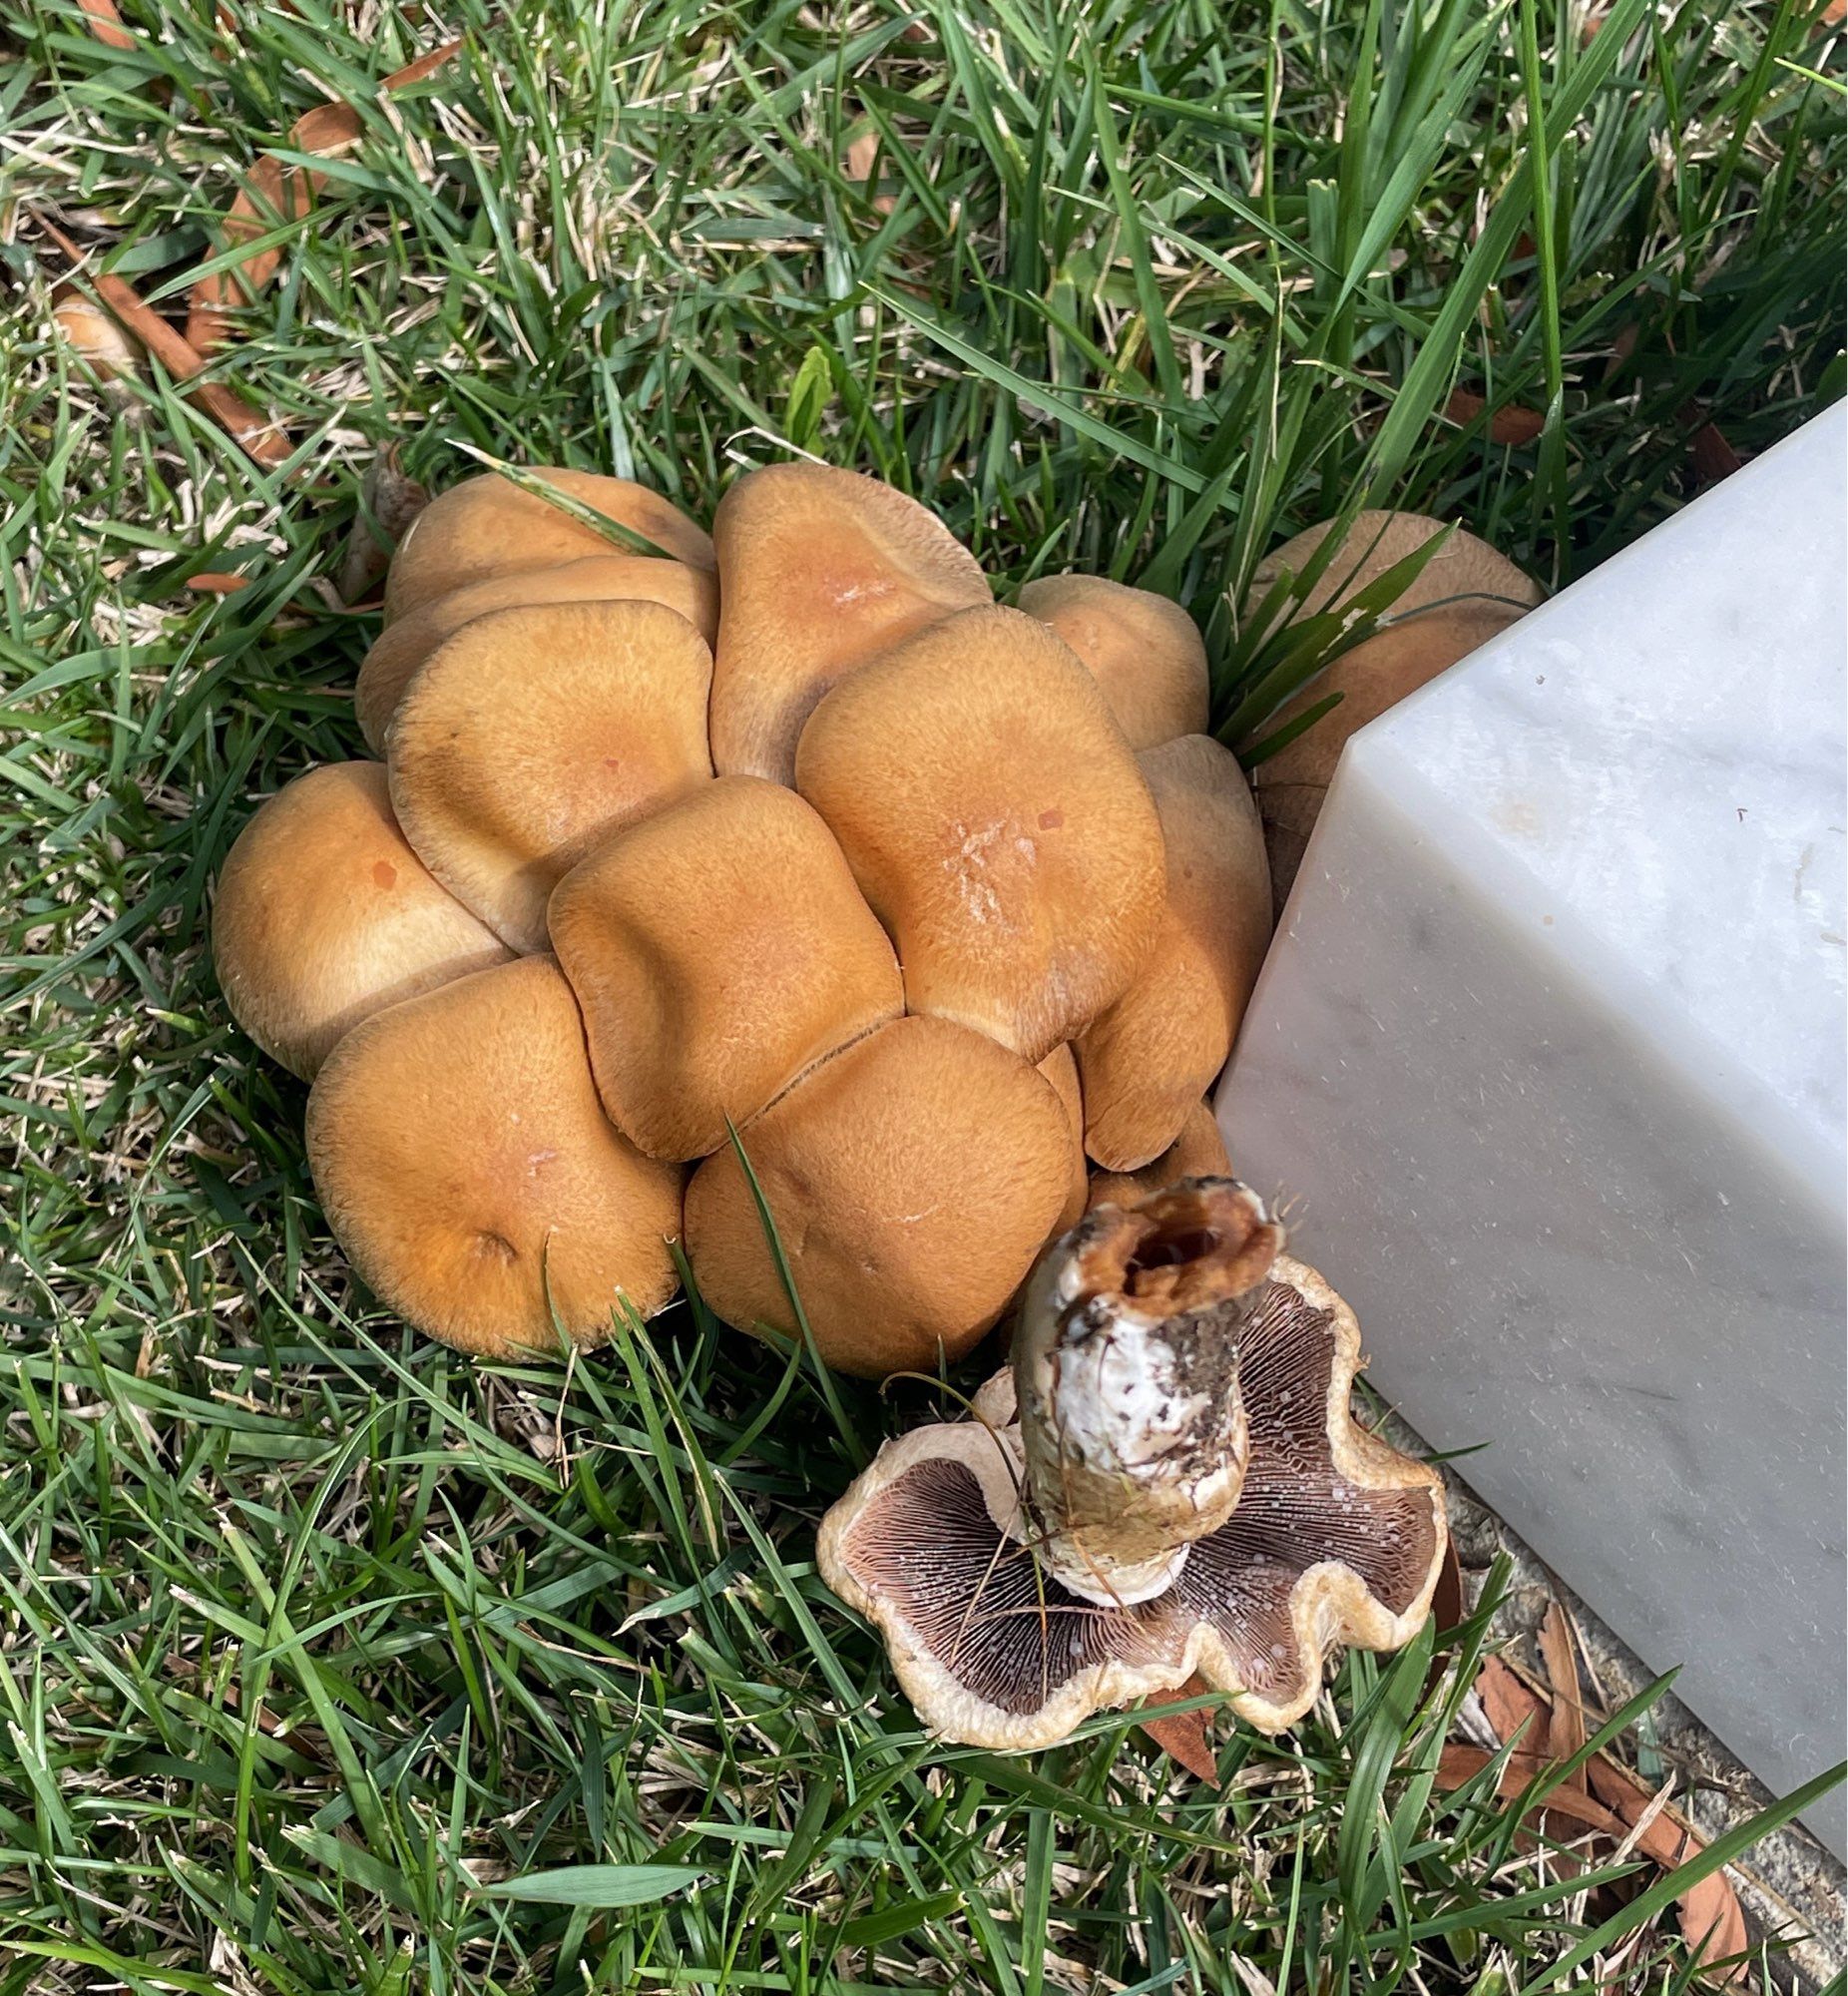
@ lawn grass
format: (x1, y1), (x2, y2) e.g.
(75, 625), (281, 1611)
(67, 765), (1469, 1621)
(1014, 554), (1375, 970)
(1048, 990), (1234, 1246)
(2, 0), (1844, 1989)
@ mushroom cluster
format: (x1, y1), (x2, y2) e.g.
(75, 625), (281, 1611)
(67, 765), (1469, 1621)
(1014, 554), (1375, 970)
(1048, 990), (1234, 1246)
(211, 467), (1519, 1750)
(214, 463), (1275, 1373)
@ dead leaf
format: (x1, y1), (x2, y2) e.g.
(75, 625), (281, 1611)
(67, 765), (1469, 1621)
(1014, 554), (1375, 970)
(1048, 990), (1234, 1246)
(34, 217), (289, 466)
(1139, 1675), (1217, 1781)
(1457, 1644), (1751, 1979)
(842, 127), (897, 217)
(335, 441), (429, 603)
(1539, 1602), (1588, 1775)
(80, 0), (136, 49)
(186, 41), (463, 353)
(1445, 388), (1547, 445)
(51, 281), (146, 380)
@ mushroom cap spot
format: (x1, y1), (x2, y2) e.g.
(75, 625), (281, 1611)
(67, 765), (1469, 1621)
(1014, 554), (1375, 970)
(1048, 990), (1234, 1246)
(212, 761), (511, 1080)
(1035, 1044), (1089, 1234)
(387, 599), (714, 953)
(1016, 575), (1209, 750)
(548, 776), (904, 1161)
(303, 955), (683, 1357)
(356, 556), (718, 753)
(709, 462), (991, 785)
(795, 605), (1168, 1063)
(1088, 1100), (1230, 1212)
(683, 1015), (1074, 1379)
(817, 1257), (1448, 1748)
(1253, 602), (1524, 902)
(1076, 737), (1272, 1171)
(1246, 508), (1543, 639)
(383, 469), (713, 623)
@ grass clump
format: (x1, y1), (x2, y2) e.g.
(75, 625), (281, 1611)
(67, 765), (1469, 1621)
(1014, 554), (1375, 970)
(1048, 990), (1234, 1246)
(1, 0), (1843, 1989)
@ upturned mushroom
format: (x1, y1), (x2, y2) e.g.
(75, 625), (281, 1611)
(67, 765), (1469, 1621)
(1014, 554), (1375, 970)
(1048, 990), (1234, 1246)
(388, 598), (713, 952)
(383, 469), (714, 623)
(795, 606), (1167, 1063)
(213, 761), (511, 1079)
(1016, 575), (1209, 749)
(548, 776), (903, 1160)
(817, 1179), (1448, 1747)
(355, 555), (718, 752)
(708, 463), (991, 784)
(1244, 511), (1544, 901)
(1088, 1099), (1230, 1211)
(684, 1015), (1074, 1378)
(1075, 736), (1271, 1171)
(304, 955), (683, 1356)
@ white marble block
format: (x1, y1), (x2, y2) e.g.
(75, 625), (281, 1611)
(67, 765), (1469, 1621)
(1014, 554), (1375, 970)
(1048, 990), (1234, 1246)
(1218, 406), (1847, 1852)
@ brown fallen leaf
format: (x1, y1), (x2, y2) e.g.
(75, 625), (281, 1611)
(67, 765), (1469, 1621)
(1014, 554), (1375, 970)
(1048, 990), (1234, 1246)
(1446, 388), (1547, 445)
(51, 281), (146, 381)
(186, 41), (463, 354)
(34, 217), (289, 467)
(1139, 1674), (1218, 1782)
(1457, 1639), (1751, 1978)
(1589, 1759), (1752, 1980)
(80, 0), (135, 49)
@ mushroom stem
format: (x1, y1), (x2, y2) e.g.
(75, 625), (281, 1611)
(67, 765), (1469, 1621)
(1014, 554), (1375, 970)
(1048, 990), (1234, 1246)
(1014, 1178), (1285, 1606)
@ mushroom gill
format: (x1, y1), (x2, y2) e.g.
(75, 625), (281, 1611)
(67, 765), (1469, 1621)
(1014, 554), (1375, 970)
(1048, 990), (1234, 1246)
(816, 1179), (1447, 1749)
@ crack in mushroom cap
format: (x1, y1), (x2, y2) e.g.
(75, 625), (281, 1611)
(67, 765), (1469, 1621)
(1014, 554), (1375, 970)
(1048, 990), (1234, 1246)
(1088, 1100), (1231, 1212)
(383, 469), (714, 623)
(356, 555), (718, 754)
(1016, 575), (1210, 750)
(817, 1254), (1447, 1748)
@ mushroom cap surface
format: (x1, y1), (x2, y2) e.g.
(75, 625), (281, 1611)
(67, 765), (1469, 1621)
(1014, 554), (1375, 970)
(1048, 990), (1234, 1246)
(709, 463), (991, 784)
(213, 762), (511, 1079)
(1016, 575), (1210, 749)
(548, 776), (903, 1160)
(1088, 1099), (1230, 1211)
(1076, 735), (1272, 1171)
(304, 955), (683, 1356)
(817, 1248), (1448, 1747)
(383, 469), (714, 623)
(1037, 1044), (1089, 1235)
(795, 606), (1167, 1063)
(684, 1015), (1073, 1378)
(1252, 602), (1524, 903)
(388, 599), (713, 953)
(356, 555), (718, 752)
(1246, 508), (1542, 637)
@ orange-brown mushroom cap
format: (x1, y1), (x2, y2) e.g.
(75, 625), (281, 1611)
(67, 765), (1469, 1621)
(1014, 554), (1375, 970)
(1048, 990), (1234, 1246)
(1088, 1099), (1230, 1211)
(708, 463), (990, 784)
(548, 776), (904, 1161)
(304, 956), (683, 1357)
(796, 606), (1167, 1063)
(1076, 736), (1271, 1171)
(817, 1232), (1447, 1748)
(213, 762), (512, 1079)
(1246, 508), (1542, 636)
(383, 469), (713, 623)
(683, 1015), (1073, 1379)
(356, 556), (718, 753)
(388, 599), (713, 953)
(1252, 603), (1525, 902)
(1017, 575), (1209, 749)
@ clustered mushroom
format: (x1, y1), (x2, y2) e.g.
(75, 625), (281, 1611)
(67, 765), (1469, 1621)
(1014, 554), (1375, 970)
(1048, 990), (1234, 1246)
(215, 463), (1535, 1746)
